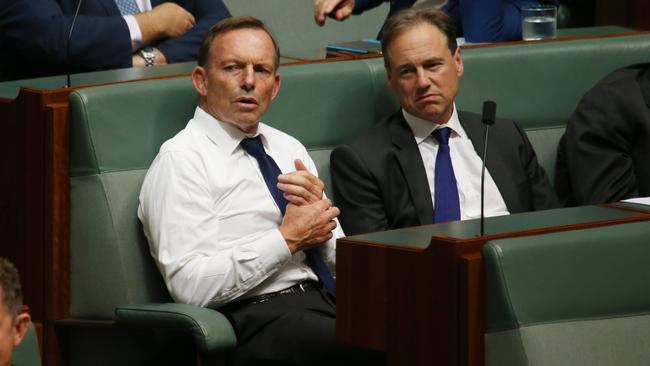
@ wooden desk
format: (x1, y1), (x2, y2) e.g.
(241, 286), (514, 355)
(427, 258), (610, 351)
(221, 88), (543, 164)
(336, 204), (650, 366)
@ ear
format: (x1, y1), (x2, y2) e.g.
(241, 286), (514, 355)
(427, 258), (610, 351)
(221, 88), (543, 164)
(454, 47), (464, 77)
(270, 72), (282, 100)
(191, 66), (208, 97)
(13, 312), (30, 347)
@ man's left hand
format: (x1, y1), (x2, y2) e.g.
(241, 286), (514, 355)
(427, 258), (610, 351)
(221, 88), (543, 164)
(277, 159), (324, 205)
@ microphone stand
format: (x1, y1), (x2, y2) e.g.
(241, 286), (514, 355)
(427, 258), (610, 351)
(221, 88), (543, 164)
(480, 101), (496, 236)
(66, 0), (84, 88)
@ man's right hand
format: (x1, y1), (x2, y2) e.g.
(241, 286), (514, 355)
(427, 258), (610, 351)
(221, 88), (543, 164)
(135, 3), (196, 45)
(280, 199), (340, 254)
(314, 0), (355, 26)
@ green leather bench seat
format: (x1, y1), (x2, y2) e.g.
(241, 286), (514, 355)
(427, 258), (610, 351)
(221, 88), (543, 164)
(483, 221), (650, 366)
(483, 222), (650, 366)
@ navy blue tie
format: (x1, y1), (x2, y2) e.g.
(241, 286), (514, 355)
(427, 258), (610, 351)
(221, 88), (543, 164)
(240, 136), (336, 298)
(432, 127), (460, 223)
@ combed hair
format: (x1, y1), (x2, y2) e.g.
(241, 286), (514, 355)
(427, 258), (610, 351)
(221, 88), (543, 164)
(0, 257), (22, 320)
(381, 7), (457, 70)
(197, 16), (280, 69)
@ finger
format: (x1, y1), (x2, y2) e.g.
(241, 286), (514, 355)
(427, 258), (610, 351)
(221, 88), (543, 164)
(294, 159), (308, 171)
(283, 193), (309, 206)
(335, 7), (352, 20)
(324, 206), (340, 221)
(278, 183), (319, 204)
(278, 172), (323, 191)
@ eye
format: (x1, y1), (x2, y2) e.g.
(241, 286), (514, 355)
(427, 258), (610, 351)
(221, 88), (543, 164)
(424, 61), (443, 70)
(254, 65), (273, 75)
(398, 67), (414, 77)
(223, 64), (242, 72)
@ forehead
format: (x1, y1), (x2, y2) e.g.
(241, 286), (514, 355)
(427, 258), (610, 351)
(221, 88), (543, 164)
(210, 28), (276, 64)
(387, 22), (451, 66)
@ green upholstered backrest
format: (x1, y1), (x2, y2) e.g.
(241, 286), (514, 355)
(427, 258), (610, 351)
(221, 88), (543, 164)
(483, 221), (650, 366)
(12, 322), (41, 366)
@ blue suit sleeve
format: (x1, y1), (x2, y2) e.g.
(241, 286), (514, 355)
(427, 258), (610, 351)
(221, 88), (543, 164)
(1, 0), (133, 79)
(454, 0), (558, 42)
(352, 0), (389, 15)
(154, 0), (231, 63)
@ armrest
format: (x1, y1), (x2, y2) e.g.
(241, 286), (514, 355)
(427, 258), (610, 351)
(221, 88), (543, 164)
(114, 303), (236, 354)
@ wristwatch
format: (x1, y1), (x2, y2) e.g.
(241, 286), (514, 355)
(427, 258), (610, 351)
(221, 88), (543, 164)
(139, 47), (156, 67)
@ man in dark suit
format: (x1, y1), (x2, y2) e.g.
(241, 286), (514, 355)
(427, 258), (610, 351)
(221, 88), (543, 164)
(0, 0), (230, 80)
(555, 63), (650, 206)
(330, 7), (559, 235)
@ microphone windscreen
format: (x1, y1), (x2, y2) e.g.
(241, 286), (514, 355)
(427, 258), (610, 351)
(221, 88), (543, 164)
(482, 101), (496, 125)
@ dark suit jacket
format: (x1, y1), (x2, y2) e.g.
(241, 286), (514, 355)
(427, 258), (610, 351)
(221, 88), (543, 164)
(352, 0), (559, 42)
(0, 0), (230, 80)
(555, 63), (650, 206)
(330, 110), (559, 235)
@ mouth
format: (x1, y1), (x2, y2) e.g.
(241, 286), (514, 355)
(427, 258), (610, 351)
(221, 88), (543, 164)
(416, 93), (441, 103)
(234, 96), (258, 109)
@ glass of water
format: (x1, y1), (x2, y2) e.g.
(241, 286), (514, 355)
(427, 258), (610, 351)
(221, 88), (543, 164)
(522, 5), (557, 41)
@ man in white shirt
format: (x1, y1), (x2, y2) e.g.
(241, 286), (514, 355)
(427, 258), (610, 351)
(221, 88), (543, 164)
(330, 7), (559, 235)
(138, 16), (379, 365)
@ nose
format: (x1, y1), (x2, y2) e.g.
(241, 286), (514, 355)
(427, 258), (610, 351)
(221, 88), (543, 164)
(241, 64), (255, 91)
(415, 68), (430, 89)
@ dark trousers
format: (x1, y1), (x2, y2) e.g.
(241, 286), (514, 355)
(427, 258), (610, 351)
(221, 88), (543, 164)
(219, 288), (384, 366)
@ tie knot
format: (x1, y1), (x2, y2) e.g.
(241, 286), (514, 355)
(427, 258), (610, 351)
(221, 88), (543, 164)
(240, 136), (265, 156)
(433, 127), (453, 145)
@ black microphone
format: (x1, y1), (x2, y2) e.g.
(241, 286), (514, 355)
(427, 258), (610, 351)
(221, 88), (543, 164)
(65, 0), (83, 88)
(480, 101), (496, 236)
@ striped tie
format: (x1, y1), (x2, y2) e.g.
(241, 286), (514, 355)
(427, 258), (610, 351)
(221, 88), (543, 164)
(115, 0), (140, 15)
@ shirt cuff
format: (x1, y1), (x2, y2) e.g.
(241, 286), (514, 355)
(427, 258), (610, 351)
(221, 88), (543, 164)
(122, 14), (143, 51)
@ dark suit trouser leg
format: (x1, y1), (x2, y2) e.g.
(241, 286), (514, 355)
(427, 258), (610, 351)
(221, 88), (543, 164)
(219, 289), (384, 366)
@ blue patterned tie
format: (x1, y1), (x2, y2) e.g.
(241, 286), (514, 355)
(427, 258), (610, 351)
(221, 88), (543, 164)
(433, 127), (461, 223)
(240, 136), (336, 298)
(115, 0), (140, 15)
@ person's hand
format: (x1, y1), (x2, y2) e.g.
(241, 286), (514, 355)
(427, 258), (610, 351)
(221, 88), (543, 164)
(314, 0), (355, 26)
(135, 3), (195, 45)
(131, 48), (168, 67)
(277, 159), (324, 205)
(279, 199), (340, 254)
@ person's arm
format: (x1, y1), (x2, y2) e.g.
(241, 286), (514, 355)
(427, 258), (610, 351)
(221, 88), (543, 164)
(1, 0), (134, 75)
(453, 0), (534, 42)
(153, 0), (231, 64)
(561, 82), (641, 205)
(330, 144), (389, 235)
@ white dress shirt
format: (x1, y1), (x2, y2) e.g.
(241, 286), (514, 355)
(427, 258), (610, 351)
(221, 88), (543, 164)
(138, 107), (341, 308)
(402, 105), (510, 220)
(121, 0), (152, 51)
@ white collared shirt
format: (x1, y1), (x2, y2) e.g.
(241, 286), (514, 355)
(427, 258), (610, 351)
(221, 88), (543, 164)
(402, 105), (510, 220)
(121, 0), (153, 51)
(138, 107), (341, 308)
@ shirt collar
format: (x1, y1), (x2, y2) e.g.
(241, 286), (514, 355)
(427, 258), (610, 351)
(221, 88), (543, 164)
(402, 103), (465, 144)
(190, 106), (271, 155)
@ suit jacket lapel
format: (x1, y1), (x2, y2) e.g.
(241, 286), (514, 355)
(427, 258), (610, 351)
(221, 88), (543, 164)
(460, 111), (519, 210)
(389, 112), (434, 225)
